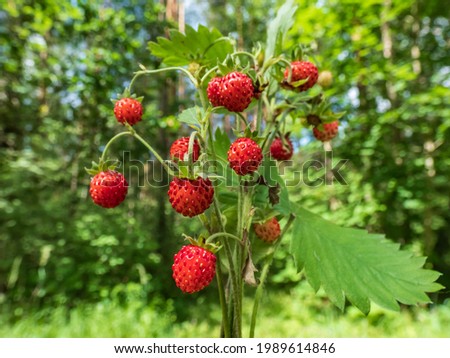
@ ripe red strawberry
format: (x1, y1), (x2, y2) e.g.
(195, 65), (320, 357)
(282, 61), (318, 92)
(168, 177), (214, 217)
(270, 135), (294, 161)
(207, 71), (254, 112)
(206, 76), (223, 108)
(89, 170), (128, 208)
(313, 121), (339, 142)
(172, 245), (216, 293)
(113, 98), (143, 126)
(254, 217), (281, 243)
(228, 137), (263, 176)
(170, 137), (200, 162)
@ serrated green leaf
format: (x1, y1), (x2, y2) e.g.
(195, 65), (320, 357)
(177, 106), (202, 129)
(148, 25), (233, 67)
(290, 206), (444, 314)
(265, 0), (298, 61)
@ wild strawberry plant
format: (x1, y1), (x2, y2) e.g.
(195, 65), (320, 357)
(86, 1), (442, 338)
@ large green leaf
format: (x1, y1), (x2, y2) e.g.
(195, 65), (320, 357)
(148, 25), (234, 67)
(290, 206), (443, 314)
(265, 0), (298, 61)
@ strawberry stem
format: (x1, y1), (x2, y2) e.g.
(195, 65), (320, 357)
(215, 256), (230, 338)
(100, 131), (133, 164)
(231, 51), (257, 68)
(206, 232), (242, 244)
(255, 95), (264, 135)
(99, 128), (175, 176)
(200, 66), (219, 87)
(196, 84), (240, 336)
(131, 131), (174, 175)
(236, 112), (248, 130)
(249, 213), (296, 338)
(129, 67), (198, 92)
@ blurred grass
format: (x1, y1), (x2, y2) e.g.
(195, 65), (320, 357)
(1, 282), (449, 338)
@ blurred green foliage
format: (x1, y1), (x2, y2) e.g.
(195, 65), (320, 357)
(1, 281), (449, 337)
(0, 0), (449, 335)
(0, 0), (198, 316)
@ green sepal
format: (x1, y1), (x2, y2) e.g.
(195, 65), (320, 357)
(84, 158), (118, 176)
(184, 234), (220, 254)
(110, 89), (144, 104)
(217, 60), (231, 76)
(321, 111), (346, 123)
(291, 45), (305, 61)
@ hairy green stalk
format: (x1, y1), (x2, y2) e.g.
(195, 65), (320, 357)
(249, 214), (296, 337)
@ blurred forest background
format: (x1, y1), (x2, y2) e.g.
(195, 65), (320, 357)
(0, 0), (449, 337)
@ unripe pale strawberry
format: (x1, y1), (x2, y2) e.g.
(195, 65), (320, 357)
(228, 137), (263, 176)
(318, 70), (333, 88)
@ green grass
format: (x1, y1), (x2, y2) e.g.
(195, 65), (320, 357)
(1, 282), (449, 338)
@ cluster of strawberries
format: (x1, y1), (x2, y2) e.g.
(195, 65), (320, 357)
(88, 60), (336, 293)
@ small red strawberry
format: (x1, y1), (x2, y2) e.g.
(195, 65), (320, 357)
(172, 244), (216, 293)
(254, 217), (281, 243)
(282, 61), (318, 92)
(113, 98), (143, 126)
(170, 137), (200, 162)
(207, 71), (254, 112)
(89, 170), (128, 208)
(206, 76), (223, 108)
(228, 137), (263, 176)
(313, 121), (339, 142)
(270, 135), (294, 161)
(168, 177), (214, 217)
